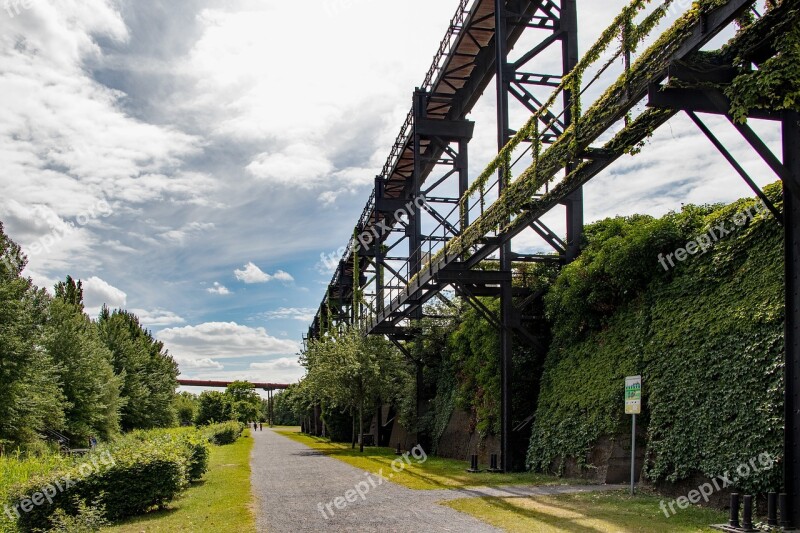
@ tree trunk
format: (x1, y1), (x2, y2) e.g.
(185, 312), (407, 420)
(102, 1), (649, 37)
(351, 411), (356, 449)
(359, 400), (364, 453)
(375, 401), (382, 447)
(320, 401), (326, 438)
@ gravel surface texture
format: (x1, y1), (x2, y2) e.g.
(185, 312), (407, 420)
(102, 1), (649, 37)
(250, 428), (621, 532)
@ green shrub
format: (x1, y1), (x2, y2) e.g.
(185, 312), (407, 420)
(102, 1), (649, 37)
(183, 432), (209, 483)
(201, 422), (244, 446)
(121, 428), (209, 482)
(10, 446), (178, 531)
(7, 428), (210, 531)
(38, 499), (108, 533)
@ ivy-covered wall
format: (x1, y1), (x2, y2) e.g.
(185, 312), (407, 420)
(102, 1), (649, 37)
(527, 183), (784, 494)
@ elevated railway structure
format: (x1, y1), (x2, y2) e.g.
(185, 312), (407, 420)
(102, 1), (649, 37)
(177, 379), (289, 425)
(177, 379), (289, 391)
(305, 0), (800, 522)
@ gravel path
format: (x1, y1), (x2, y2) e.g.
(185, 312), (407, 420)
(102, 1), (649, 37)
(250, 428), (621, 532)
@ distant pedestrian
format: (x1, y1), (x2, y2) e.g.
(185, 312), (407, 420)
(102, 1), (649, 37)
(89, 436), (97, 449)
(252, 422), (257, 432)
(259, 422), (263, 431)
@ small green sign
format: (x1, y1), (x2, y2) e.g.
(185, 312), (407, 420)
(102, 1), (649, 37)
(625, 376), (642, 415)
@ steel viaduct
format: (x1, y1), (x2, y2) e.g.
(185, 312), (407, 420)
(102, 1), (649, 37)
(303, 0), (799, 525)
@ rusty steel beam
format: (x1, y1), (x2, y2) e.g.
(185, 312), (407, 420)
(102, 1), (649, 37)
(178, 379), (290, 391)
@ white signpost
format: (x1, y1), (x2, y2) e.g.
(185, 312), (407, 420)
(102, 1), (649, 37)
(625, 376), (642, 495)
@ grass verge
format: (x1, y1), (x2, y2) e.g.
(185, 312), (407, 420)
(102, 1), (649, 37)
(103, 430), (255, 533)
(443, 491), (728, 532)
(275, 428), (581, 490)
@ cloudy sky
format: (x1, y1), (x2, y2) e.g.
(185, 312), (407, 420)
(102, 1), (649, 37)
(0, 0), (781, 387)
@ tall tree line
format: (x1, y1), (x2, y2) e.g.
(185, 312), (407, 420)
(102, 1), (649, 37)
(0, 223), (179, 451)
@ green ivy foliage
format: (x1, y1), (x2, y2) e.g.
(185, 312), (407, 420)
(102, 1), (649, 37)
(544, 206), (716, 344)
(726, 3), (800, 122)
(528, 184), (784, 494)
(449, 301), (501, 437)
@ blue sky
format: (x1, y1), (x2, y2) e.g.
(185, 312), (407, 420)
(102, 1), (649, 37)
(0, 0), (781, 387)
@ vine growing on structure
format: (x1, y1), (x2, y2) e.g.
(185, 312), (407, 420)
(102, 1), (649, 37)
(324, 294), (333, 335)
(725, 13), (800, 123)
(434, 0), (775, 282)
(352, 230), (363, 322)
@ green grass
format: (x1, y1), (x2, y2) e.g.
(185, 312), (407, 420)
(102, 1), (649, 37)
(276, 429), (581, 490)
(443, 491), (728, 532)
(104, 431), (256, 533)
(0, 451), (69, 498)
(1, 450), (71, 533)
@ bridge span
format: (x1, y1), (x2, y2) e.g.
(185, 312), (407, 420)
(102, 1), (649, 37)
(178, 379), (289, 391)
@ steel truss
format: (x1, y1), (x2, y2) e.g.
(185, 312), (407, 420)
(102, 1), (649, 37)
(305, 1), (800, 519)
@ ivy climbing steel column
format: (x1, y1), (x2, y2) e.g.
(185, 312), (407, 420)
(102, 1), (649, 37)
(785, 110), (800, 528)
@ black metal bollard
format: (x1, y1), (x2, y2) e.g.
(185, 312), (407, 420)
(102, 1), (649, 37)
(780, 493), (790, 528)
(767, 492), (778, 526)
(467, 454), (480, 472)
(729, 493), (740, 528)
(742, 495), (753, 530)
(488, 453), (502, 472)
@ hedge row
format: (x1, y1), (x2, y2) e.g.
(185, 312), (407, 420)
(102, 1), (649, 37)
(5, 427), (212, 532)
(201, 421), (244, 446)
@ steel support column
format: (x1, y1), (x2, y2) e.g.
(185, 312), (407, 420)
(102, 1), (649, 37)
(410, 90), (426, 286)
(784, 110), (800, 528)
(374, 177), (387, 314)
(560, 0), (582, 262)
(459, 138), (470, 230)
(494, 0), (580, 472)
(494, 0), (513, 473)
(410, 90), (426, 448)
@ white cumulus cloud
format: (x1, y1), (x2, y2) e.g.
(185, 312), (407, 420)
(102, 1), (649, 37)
(83, 276), (126, 316)
(233, 262), (293, 284)
(175, 357), (224, 370)
(157, 321), (299, 360)
(207, 282), (230, 295)
(261, 307), (316, 322)
(272, 270), (294, 282)
(246, 144), (333, 189)
(129, 308), (186, 328)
